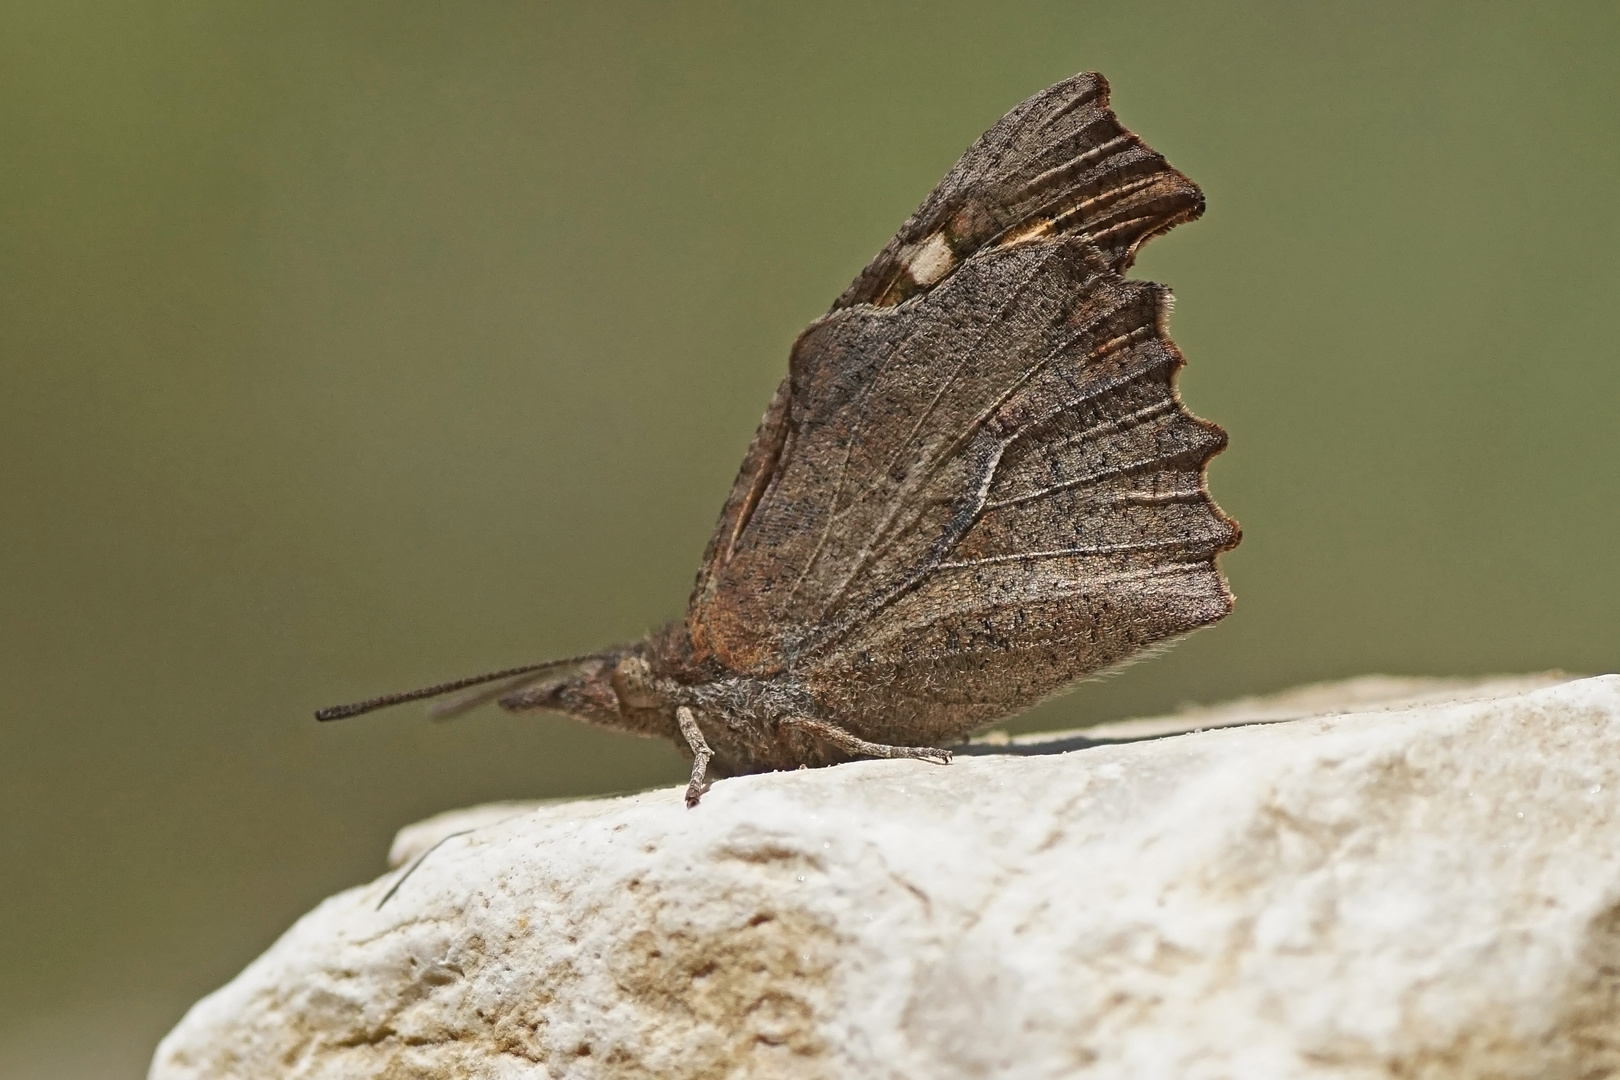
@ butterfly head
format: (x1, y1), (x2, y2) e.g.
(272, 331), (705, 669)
(495, 649), (674, 733)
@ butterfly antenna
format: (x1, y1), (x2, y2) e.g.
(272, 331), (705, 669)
(426, 669), (558, 721)
(315, 655), (597, 721)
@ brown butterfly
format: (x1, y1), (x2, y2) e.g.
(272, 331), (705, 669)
(318, 72), (1240, 806)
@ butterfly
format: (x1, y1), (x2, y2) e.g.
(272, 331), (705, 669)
(318, 72), (1240, 806)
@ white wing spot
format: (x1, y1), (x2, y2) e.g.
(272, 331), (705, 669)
(906, 231), (955, 286)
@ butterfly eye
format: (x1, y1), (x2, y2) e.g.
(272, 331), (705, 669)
(612, 656), (663, 710)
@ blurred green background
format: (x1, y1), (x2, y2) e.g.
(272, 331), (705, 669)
(2, 1), (1616, 1074)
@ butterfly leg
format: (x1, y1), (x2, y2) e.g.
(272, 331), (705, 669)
(676, 705), (714, 808)
(782, 717), (953, 766)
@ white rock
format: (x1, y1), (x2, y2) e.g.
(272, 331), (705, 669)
(151, 674), (1620, 1080)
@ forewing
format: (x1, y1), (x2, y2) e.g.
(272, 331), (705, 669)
(836, 71), (1202, 309)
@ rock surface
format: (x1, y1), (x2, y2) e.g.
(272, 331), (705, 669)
(151, 674), (1620, 1080)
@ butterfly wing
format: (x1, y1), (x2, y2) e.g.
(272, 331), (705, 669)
(836, 71), (1203, 309)
(686, 74), (1236, 740)
(798, 241), (1237, 744)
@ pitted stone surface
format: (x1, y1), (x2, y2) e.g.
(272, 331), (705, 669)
(151, 675), (1620, 1080)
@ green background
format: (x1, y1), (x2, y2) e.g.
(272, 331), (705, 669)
(3, 2), (1616, 1074)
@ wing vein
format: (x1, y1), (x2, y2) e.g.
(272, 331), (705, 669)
(1013, 134), (1133, 201)
(1032, 80), (1104, 133)
(935, 536), (1220, 570)
(983, 446), (1205, 512)
(782, 314), (936, 605)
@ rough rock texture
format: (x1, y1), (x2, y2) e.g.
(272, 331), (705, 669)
(151, 674), (1620, 1080)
